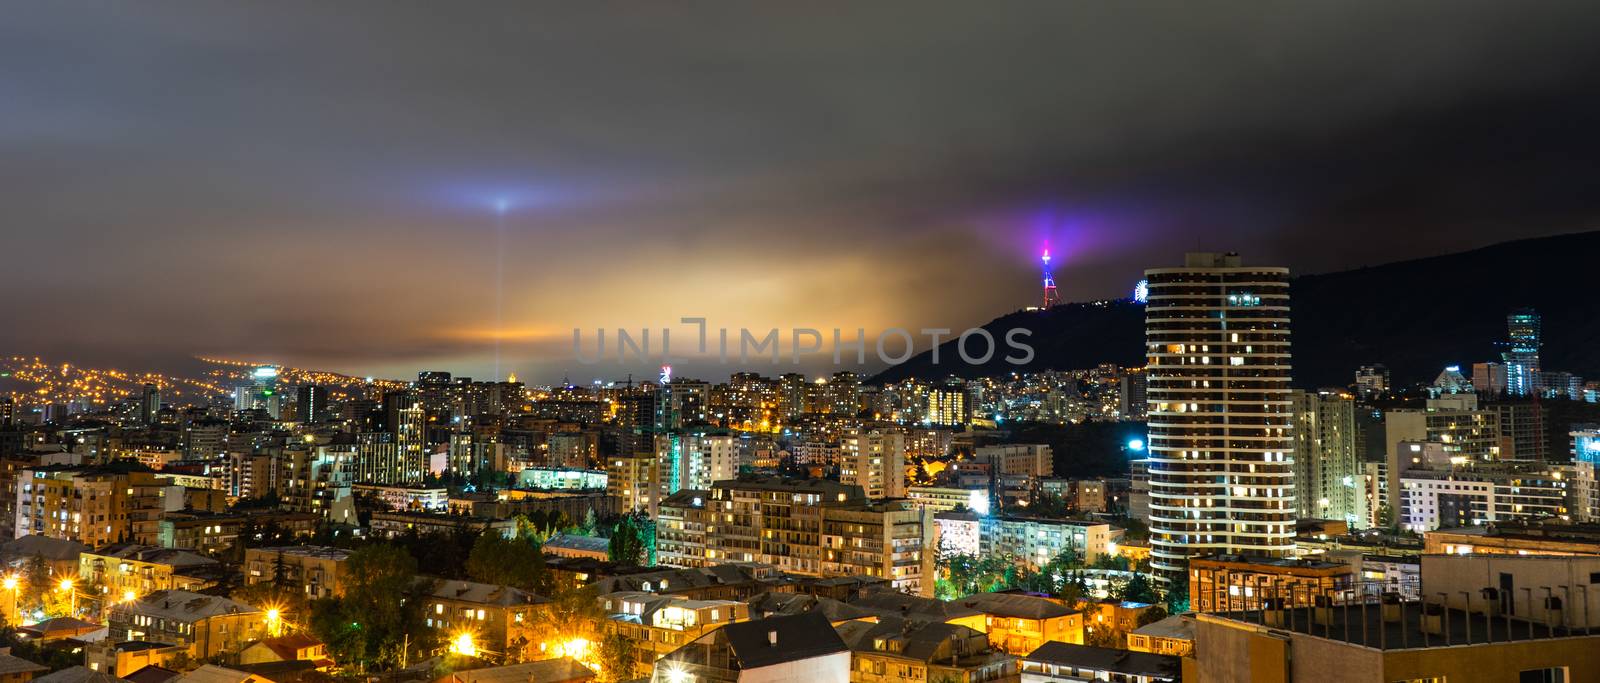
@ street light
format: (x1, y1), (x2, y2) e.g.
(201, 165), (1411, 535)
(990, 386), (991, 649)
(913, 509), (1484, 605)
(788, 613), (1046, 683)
(2, 576), (16, 624)
(450, 632), (476, 657)
(57, 579), (75, 617)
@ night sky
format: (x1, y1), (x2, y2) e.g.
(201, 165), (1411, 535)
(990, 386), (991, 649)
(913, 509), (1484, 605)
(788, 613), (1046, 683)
(4, 2), (1600, 382)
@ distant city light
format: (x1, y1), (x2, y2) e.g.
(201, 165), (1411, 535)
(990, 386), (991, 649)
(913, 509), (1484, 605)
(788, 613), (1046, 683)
(252, 366), (279, 379)
(1126, 438), (1145, 452)
(1133, 279), (1149, 304)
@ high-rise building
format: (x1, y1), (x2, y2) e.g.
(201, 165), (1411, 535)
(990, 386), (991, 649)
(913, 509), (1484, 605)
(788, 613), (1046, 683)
(1144, 252), (1295, 583)
(380, 391), (426, 483)
(297, 385), (330, 425)
(657, 430), (736, 497)
(1502, 308), (1541, 397)
(1491, 402), (1547, 461)
(1118, 369), (1148, 420)
(1354, 364), (1389, 400)
(1571, 426), (1600, 523)
(139, 384), (161, 426)
(841, 429), (908, 499)
(1290, 389), (1363, 528)
(1472, 362), (1508, 397)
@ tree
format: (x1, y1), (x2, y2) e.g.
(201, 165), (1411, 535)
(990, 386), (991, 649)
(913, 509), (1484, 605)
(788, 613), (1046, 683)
(309, 543), (432, 671)
(1135, 605), (1170, 628)
(607, 514), (654, 566)
(1163, 571), (1191, 614)
(595, 631), (637, 683)
(466, 531), (549, 592)
(1118, 573), (1161, 605)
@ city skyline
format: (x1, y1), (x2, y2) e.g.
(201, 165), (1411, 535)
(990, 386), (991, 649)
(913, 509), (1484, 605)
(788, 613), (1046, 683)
(5, 3), (1600, 382)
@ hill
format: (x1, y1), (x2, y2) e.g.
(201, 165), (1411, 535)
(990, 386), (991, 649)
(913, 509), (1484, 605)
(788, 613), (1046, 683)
(872, 230), (1600, 388)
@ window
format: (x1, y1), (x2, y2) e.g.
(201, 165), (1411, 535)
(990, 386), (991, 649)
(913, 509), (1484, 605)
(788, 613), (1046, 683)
(1519, 669), (1565, 683)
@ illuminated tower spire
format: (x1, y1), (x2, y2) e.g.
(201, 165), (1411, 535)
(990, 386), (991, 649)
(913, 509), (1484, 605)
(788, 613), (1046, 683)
(1041, 249), (1060, 308)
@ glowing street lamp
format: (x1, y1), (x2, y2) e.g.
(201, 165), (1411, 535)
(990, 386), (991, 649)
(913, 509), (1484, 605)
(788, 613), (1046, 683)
(265, 608), (282, 637)
(450, 632), (477, 657)
(57, 578), (75, 617)
(2, 575), (16, 622)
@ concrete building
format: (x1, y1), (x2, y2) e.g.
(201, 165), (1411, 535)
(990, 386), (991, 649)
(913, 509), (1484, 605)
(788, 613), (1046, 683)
(1291, 389), (1363, 528)
(1021, 642), (1179, 683)
(242, 546), (350, 599)
(657, 477), (935, 596)
(841, 429), (907, 500)
(107, 590), (266, 660)
(15, 462), (166, 547)
(650, 612), (851, 683)
(972, 444), (1053, 479)
(984, 517), (1117, 569)
(598, 591), (749, 680)
(1144, 252), (1295, 583)
(1188, 554), (1356, 613)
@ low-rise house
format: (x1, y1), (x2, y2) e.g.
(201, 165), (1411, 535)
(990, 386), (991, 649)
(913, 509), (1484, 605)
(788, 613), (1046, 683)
(78, 544), (222, 614)
(651, 612), (850, 683)
(957, 593), (1083, 656)
(1125, 615), (1193, 657)
(421, 579), (549, 663)
(19, 617), (105, 642)
(170, 665), (271, 683)
(237, 635), (331, 669)
(1020, 642), (1180, 683)
(242, 546), (350, 599)
(84, 641), (187, 679)
(0, 536), (90, 579)
(32, 666), (129, 683)
(0, 648), (46, 683)
(430, 658), (594, 683)
(599, 591), (748, 679)
(107, 590), (266, 660)
(541, 534), (609, 561)
(836, 617), (1018, 683)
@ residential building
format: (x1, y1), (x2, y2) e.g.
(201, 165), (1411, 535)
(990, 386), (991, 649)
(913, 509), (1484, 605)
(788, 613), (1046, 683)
(242, 546), (350, 599)
(598, 591), (749, 679)
(984, 517), (1116, 568)
(841, 430), (908, 500)
(15, 462), (166, 547)
(1143, 252), (1296, 583)
(835, 617), (1017, 683)
(421, 579), (549, 663)
(1291, 389), (1363, 528)
(1188, 554), (1356, 613)
(107, 590), (267, 660)
(650, 612), (851, 683)
(1020, 642), (1179, 683)
(78, 544), (222, 612)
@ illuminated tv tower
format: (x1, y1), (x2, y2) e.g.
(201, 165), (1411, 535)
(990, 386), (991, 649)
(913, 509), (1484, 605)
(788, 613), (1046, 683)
(1041, 249), (1060, 308)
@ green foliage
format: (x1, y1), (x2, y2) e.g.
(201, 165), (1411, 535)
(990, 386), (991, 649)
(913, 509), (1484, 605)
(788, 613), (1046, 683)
(308, 543), (433, 671)
(1135, 605), (1169, 628)
(606, 513), (655, 566)
(1091, 554), (1131, 571)
(466, 531), (550, 593)
(938, 553), (1023, 599)
(595, 631), (637, 683)
(1163, 571), (1191, 614)
(1116, 573), (1161, 604)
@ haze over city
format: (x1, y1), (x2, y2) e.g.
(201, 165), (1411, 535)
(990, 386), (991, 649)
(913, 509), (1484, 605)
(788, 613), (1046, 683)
(5, 2), (1600, 382)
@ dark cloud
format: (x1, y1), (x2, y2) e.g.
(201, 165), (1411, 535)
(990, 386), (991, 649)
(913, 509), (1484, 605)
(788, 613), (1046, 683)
(2, 2), (1599, 381)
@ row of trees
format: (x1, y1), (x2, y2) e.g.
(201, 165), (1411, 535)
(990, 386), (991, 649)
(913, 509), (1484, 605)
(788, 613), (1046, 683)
(936, 549), (1164, 607)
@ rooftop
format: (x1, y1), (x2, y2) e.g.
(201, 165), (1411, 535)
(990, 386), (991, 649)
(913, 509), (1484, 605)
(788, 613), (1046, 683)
(1203, 601), (1600, 650)
(117, 590), (260, 622)
(1024, 641), (1180, 679)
